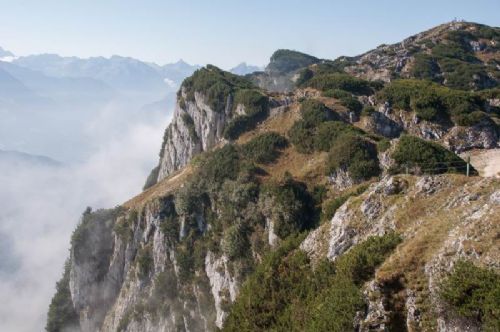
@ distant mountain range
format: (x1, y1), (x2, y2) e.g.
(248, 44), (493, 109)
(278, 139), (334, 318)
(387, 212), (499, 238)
(229, 62), (263, 75)
(0, 46), (263, 108)
(0, 48), (201, 161)
(0, 149), (61, 168)
(7, 52), (200, 100)
(0, 46), (15, 61)
(0, 46), (263, 161)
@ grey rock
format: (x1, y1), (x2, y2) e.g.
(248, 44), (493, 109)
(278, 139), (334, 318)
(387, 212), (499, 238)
(157, 89), (231, 181)
(444, 122), (498, 153)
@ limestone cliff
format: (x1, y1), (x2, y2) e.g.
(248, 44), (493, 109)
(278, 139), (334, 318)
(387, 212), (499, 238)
(47, 22), (500, 332)
(301, 175), (500, 331)
(156, 89), (229, 181)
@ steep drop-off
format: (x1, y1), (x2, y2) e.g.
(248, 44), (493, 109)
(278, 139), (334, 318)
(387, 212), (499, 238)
(48, 21), (499, 332)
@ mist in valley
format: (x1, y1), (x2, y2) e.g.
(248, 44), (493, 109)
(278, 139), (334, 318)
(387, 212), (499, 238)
(0, 56), (181, 331)
(0, 111), (170, 331)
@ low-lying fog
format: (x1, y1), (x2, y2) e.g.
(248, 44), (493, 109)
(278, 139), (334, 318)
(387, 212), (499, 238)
(0, 103), (171, 331)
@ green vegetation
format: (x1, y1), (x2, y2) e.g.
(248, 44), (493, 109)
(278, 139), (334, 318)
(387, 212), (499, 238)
(154, 269), (179, 301)
(305, 73), (373, 95)
(71, 207), (122, 262)
(223, 222), (252, 260)
(223, 233), (401, 332)
(176, 243), (197, 282)
(391, 135), (473, 175)
(473, 25), (500, 41)
(313, 61), (351, 76)
(233, 89), (269, 116)
(376, 137), (391, 152)
(377, 79), (490, 124)
(301, 99), (339, 125)
(152, 142), (267, 282)
(321, 184), (369, 223)
(288, 100), (335, 153)
(406, 28), (500, 90)
(322, 88), (364, 114)
(440, 260), (500, 331)
(136, 245), (154, 279)
(197, 144), (241, 188)
(223, 116), (254, 140)
(260, 175), (317, 239)
(432, 40), (476, 63)
(289, 100), (363, 153)
(410, 53), (441, 82)
(158, 198), (179, 245)
(287, 100), (381, 182)
(69, 206), (124, 288)
(478, 88), (500, 100)
(224, 89), (270, 140)
(143, 165), (159, 190)
(439, 58), (493, 91)
(361, 105), (376, 117)
(339, 95), (363, 113)
(46, 260), (80, 332)
(114, 211), (135, 242)
(322, 88), (352, 99)
(267, 49), (320, 74)
(321, 196), (349, 222)
(241, 132), (288, 164)
(313, 121), (364, 152)
(181, 65), (254, 113)
(181, 112), (198, 141)
(296, 68), (314, 86)
(326, 135), (380, 181)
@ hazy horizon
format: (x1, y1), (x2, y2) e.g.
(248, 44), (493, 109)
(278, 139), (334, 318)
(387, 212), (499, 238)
(1, 2), (499, 331)
(1, 0), (498, 69)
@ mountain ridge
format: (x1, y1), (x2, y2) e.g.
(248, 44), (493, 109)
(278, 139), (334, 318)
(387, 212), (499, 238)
(47, 21), (500, 332)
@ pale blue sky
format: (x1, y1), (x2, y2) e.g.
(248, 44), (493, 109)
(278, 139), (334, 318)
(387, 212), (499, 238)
(0, 0), (499, 68)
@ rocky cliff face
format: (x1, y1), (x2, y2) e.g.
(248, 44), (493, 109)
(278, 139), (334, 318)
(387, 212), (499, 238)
(249, 49), (321, 92)
(48, 22), (500, 332)
(61, 173), (499, 332)
(342, 21), (500, 89)
(301, 175), (500, 331)
(64, 175), (285, 332)
(359, 103), (499, 153)
(67, 198), (221, 332)
(157, 89), (230, 181)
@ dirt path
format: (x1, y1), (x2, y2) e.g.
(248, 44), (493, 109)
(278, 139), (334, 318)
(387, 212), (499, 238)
(123, 165), (194, 209)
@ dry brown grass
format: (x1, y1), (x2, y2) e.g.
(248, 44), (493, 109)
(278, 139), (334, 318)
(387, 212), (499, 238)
(475, 51), (500, 63)
(236, 103), (301, 144)
(373, 175), (500, 329)
(378, 176), (477, 280)
(258, 146), (328, 185)
(235, 99), (329, 185)
(123, 166), (194, 209)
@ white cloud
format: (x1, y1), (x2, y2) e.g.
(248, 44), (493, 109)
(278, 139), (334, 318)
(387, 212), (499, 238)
(0, 55), (18, 62)
(163, 77), (177, 88)
(0, 110), (170, 331)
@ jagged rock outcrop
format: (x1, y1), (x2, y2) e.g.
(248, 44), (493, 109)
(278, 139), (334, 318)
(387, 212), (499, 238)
(327, 168), (356, 191)
(343, 21), (500, 89)
(360, 107), (498, 153)
(249, 49), (321, 92)
(204, 252), (238, 328)
(49, 22), (500, 332)
(157, 89), (230, 181)
(68, 198), (219, 332)
(443, 121), (499, 153)
(70, 208), (124, 332)
(301, 175), (500, 331)
(360, 110), (403, 138)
